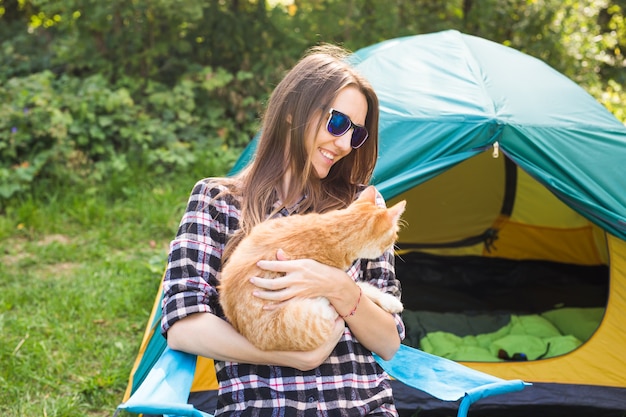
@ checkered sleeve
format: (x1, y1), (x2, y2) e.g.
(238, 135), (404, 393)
(161, 178), (240, 335)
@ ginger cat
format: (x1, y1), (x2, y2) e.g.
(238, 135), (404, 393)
(219, 186), (406, 351)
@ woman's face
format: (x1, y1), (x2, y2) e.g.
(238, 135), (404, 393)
(306, 86), (368, 179)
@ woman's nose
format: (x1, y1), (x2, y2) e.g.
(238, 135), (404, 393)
(334, 130), (352, 151)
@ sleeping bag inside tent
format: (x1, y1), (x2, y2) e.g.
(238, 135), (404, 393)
(122, 31), (626, 416)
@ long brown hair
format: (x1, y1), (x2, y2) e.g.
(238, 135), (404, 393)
(225, 44), (380, 255)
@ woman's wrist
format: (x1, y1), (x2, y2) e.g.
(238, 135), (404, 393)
(336, 283), (362, 319)
(339, 285), (362, 318)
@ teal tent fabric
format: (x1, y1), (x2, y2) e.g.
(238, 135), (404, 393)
(347, 30), (626, 240)
(129, 292), (169, 395)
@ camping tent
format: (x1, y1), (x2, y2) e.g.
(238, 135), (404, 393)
(121, 31), (626, 416)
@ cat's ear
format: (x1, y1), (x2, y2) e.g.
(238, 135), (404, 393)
(356, 185), (377, 204)
(387, 200), (406, 223)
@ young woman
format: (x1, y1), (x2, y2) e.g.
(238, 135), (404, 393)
(162, 44), (405, 416)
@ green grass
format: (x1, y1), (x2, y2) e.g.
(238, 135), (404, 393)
(0, 155), (237, 416)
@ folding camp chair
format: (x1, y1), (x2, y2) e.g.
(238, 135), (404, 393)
(115, 343), (529, 417)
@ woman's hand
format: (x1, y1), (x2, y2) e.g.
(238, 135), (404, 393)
(277, 317), (346, 371)
(252, 249), (344, 309)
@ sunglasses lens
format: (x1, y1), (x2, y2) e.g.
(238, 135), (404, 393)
(328, 111), (351, 136)
(327, 109), (369, 149)
(351, 128), (368, 149)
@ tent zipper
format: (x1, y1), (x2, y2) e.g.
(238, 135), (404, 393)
(398, 227), (499, 252)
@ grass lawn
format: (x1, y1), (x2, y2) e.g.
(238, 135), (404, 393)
(0, 157), (234, 416)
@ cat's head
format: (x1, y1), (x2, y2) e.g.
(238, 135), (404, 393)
(350, 186), (406, 258)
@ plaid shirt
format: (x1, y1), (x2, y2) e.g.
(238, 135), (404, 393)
(162, 178), (406, 416)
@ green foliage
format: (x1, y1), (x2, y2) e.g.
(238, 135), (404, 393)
(287, 0), (465, 49)
(0, 66), (258, 200)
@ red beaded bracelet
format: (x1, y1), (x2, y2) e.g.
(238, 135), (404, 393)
(341, 286), (362, 319)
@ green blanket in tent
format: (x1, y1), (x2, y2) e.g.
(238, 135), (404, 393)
(402, 307), (604, 362)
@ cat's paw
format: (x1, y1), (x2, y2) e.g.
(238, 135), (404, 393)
(357, 282), (404, 314)
(376, 294), (404, 313)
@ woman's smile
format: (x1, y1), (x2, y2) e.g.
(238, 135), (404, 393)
(319, 147), (337, 164)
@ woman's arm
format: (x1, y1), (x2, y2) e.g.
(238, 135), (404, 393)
(166, 311), (345, 371)
(328, 274), (401, 360)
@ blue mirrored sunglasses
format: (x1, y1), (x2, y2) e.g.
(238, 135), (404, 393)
(326, 108), (369, 149)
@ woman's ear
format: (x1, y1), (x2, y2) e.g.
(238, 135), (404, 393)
(286, 114), (292, 124)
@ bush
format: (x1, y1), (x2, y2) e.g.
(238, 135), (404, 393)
(0, 66), (260, 201)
